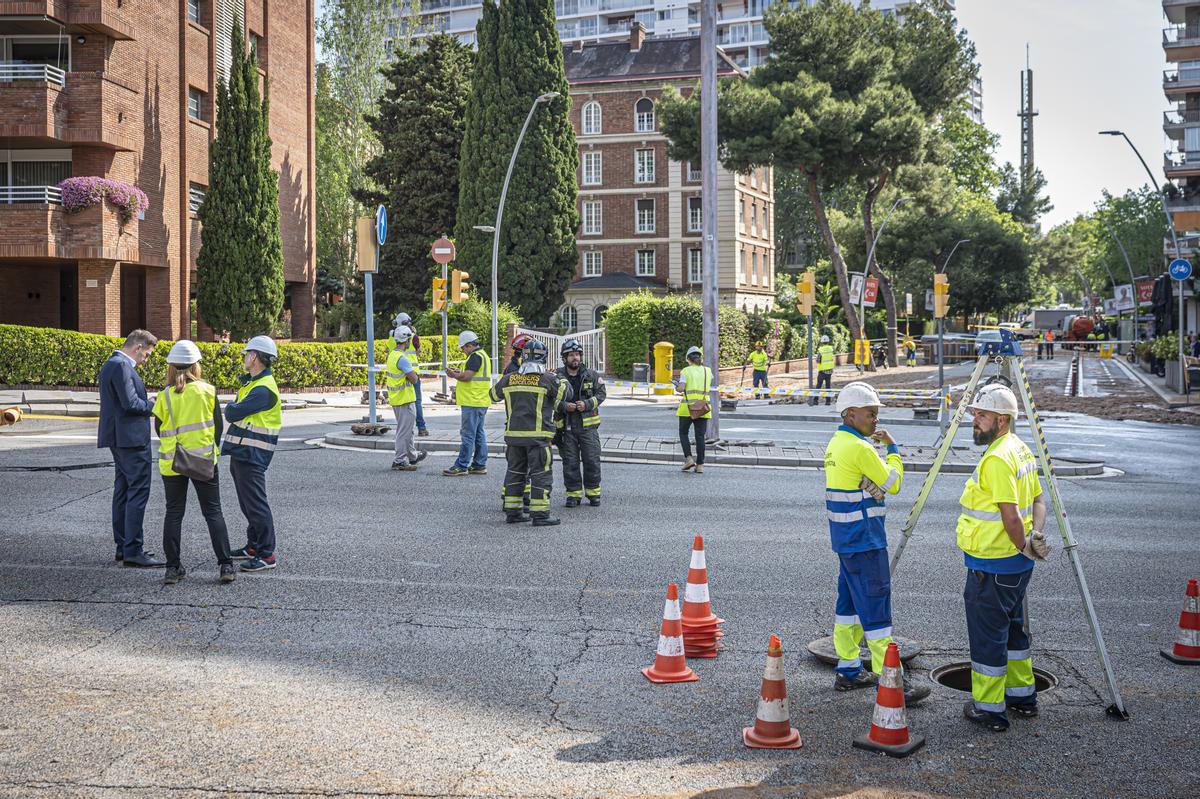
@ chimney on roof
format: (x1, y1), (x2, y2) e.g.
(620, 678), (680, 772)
(630, 20), (645, 53)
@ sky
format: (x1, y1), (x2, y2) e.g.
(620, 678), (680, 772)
(953, 0), (1166, 229)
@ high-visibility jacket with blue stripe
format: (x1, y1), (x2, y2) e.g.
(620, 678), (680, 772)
(957, 431), (1042, 574)
(222, 371), (282, 469)
(823, 425), (904, 553)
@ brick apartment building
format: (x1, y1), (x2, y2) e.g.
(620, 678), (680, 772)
(561, 24), (775, 332)
(0, 0), (316, 340)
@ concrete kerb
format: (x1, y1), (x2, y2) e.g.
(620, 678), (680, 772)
(322, 432), (1103, 476)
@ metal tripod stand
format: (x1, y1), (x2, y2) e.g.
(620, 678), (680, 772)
(890, 352), (1129, 719)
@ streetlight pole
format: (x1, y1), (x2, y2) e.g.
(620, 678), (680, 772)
(858, 197), (912, 370)
(1100, 217), (1135, 348)
(487, 92), (559, 370)
(938, 238), (971, 389)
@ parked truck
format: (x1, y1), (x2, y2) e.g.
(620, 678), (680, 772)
(1024, 307), (1082, 333)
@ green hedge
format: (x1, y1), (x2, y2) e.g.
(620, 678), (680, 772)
(600, 292), (755, 377)
(0, 323), (466, 390)
(412, 295), (521, 342)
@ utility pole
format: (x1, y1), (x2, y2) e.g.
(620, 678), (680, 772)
(700, 0), (720, 437)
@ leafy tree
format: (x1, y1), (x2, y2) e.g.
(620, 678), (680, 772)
(356, 34), (473, 321)
(196, 17), (284, 340)
(996, 162), (1053, 228)
(454, 0), (579, 324)
(935, 103), (1001, 197)
(316, 64), (353, 302)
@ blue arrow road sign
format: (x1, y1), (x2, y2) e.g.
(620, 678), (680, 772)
(375, 205), (387, 246)
(1169, 258), (1192, 281)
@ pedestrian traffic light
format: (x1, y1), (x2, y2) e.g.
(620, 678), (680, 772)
(933, 273), (949, 319)
(450, 269), (470, 303)
(432, 277), (447, 313)
(796, 269), (815, 315)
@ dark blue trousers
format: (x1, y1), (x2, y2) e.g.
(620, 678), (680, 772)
(230, 458), (276, 558)
(110, 446), (151, 558)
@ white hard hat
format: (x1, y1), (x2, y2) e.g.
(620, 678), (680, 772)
(686, 345), (703, 359)
(820, 335), (830, 344)
(393, 325), (414, 342)
(835, 381), (884, 415)
(245, 335), (278, 358)
(967, 383), (1019, 418)
(166, 340), (202, 366)
(458, 330), (479, 348)
(394, 312), (412, 326)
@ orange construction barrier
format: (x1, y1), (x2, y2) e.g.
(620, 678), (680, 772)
(1161, 578), (1200, 665)
(852, 642), (924, 758)
(681, 535), (725, 658)
(742, 634), (802, 749)
(641, 583), (699, 683)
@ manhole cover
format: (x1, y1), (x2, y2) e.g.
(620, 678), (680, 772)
(806, 635), (921, 668)
(931, 661), (1058, 693)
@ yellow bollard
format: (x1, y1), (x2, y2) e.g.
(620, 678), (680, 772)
(653, 341), (675, 396)
(1100, 343), (1113, 360)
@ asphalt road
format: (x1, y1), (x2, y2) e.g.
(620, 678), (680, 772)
(1, 357), (1198, 798)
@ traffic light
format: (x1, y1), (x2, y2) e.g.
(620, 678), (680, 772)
(854, 337), (869, 366)
(933, 273), (949, 319)
(796, 269), (815, 315)
(432, 277), (447, 313)
(450, 269), (470, 304)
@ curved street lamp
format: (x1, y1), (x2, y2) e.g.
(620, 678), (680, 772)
(936, 238), (971, 388)
(857, 196), (912, 369)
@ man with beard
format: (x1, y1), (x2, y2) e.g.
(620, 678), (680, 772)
(957, 383), (1049, 732)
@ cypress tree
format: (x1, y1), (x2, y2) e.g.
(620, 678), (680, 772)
(197, 15), (285, 340)
(358, 34), (473, 317)
(455, 0), (578, 324)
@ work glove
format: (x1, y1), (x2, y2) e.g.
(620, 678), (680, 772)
(1021, 531), (1050, 561)
(860, 476), (886, 502)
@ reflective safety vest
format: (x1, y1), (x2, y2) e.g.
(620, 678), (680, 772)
(823, 425), (903, 553)
(223, 372), (282, 468)
(818, 345), (835, 372)
(456, 350), (492, 407)
(956, 432), (1041, 573)
(749, 351), (769, 370)
(676, 363), (713, 418)
(152, 380), (217, 477)
(1045, 330), (1055, 342)
(385, 349), (416, 406)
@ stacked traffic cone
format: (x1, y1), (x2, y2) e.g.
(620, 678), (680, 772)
(641, 583), (699, 683)
(680, 535), (725, 658)
(852, 642), (925, 758)
(742, 634), (802, 749)
(1161, 578), (1200, 665)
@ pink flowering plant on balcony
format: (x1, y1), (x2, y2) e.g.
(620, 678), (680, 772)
(58, 177), (149, 225)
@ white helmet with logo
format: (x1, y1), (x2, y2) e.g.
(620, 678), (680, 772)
(967, 383), (1019, 418)
(835, 381), (884, 415)
(820, 335), (831, 344)
(166, 340), (202, 366)
(394, 312), (412, 327)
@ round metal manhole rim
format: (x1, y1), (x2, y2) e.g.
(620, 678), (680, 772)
(806, 635), (922, 667)
(930, 661), (1059, 693)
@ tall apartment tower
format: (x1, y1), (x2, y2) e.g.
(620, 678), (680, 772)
(0, 1), (317, 340)
(1163, 0), (1200, 233)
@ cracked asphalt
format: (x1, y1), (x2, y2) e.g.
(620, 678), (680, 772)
(1, 384), (1198, 798)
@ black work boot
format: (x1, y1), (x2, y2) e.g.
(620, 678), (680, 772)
(587, 496), (601, 507)
(162, 565), (186, 585)
(531, 514), (561, 527)
(506, 512), (530, 524)
(903, 675), (931, 706)
(834, 670), (878, 692)
(963, 700), (1009, 732)
(565, 496), (581, 508)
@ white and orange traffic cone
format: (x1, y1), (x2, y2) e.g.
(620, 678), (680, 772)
(742, 634), (802, 749)
(641, 583), (700, 683)
(852, 642), (925, 758)
(681, 535), (725, 659)
(1161, 578), (1200, 665)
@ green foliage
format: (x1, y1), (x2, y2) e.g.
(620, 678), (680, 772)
(996, 163), (1053, 228)
(356, 35), (474, 318)
(1152, 332), (1182, 361)
(196, 15), (285, 340)
(934, 103), (1001, 197)
(315, 64), (354, 300)
(412, 294), (521, 340)
(454, 0), (579, 325)
(599, 293), (752, 376)
(820, 323), (851, 354)
(601, 292), (656, 378)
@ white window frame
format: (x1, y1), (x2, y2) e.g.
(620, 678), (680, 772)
(751, 251), (759, 285)
(188, 0), (203, 24)
(188, 183), (207, 214)
(761, 205), (769, 237)
(582, 200), (602, 235)
(0, 35), (73, 72)
(634, 148), (655, 184)
(559, 305), (578, 331)
(635, 198), (655, 234)
(686, 161), (701, 182)
(582, 151), (602, 186)
(188, 87), (205, 121)
(687, 196), (702, 232)
(750, 201), (758, 235)
(581, 101), (602, 135)
(634, 97), (655, 133)
(688, 248), (702, 284)
(583, 250), (602, 277)
(636, 249), (656, 277)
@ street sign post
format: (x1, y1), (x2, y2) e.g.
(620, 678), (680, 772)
(1170, 258), (1192, 367)
(364, 206), (387, 425)
(431, 237), (456, 396)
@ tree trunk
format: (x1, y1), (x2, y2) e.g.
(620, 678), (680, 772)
(805, 172), (860, 336)
(861, 175), (899, 368)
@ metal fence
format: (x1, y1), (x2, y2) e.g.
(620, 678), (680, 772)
(0, 62), (66, 86)
(0, 186), (63, 205)
(513, 326), (606, 375)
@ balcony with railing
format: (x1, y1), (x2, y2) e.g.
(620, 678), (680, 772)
(0, 70), (136, 151)
(1164, 0), (1195, 25)
(0, 185), (63, 205)
(599, 0), (649, 13)
(1164, 67), (1200, 95)
(0, 62), (66, 86)
(0, 186), (139, 262)
(1165, 24), (1200, 61)
(1165, 148), (1200, 178)
(1164, 107), (1200, 138)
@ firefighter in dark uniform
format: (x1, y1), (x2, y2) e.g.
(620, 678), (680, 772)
(490, 339), (568, 526)
(499, 332), (535, 516)
(555, 338), (605, 508)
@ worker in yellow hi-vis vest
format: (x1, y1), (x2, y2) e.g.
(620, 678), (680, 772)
(810, 335), (835, 406)
(747, 341), (770, 399)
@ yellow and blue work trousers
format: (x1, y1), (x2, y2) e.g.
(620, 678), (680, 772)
(504, 442), (553, 519)
(833, 548), (894, 678)
(964, 568), (1037, 726)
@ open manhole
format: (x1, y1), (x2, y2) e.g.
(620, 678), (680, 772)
(931, 661), (1058, 693)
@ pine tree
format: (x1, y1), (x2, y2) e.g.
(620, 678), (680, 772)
(197, 15), (285, 341)
(357, 35), (473, 317)
(455, 0), (578, 324)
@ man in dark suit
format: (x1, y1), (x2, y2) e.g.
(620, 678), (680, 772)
(98, 329), (164, 567)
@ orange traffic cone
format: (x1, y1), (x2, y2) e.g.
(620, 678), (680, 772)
(641, 583), (699, 683)
(1161, 578), (1200, 665)
(852, 642), (924, 758)
(742, 634), (802, 749)
(681, 535), (725, 659)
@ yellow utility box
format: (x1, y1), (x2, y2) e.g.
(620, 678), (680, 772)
(653, 341), (675, 395)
